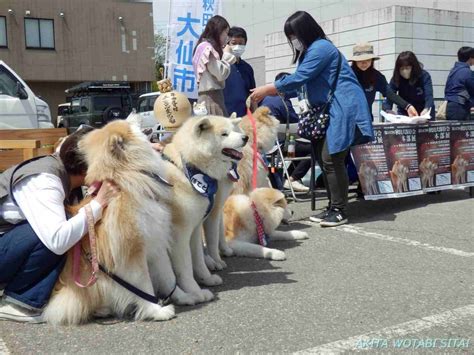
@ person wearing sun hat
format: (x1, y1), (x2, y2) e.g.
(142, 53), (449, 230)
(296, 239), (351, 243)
(349, 42), (418, 118)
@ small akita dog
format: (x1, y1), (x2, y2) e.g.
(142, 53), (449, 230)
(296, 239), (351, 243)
(161, 115), (248, 305)
(44, 120), (176, 325)
(224, 188), (308, 260)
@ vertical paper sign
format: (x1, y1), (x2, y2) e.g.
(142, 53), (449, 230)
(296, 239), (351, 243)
(167, 0), (221, 99)
(351, 125), (394, 200)
(382, 124), (423, 197)
(450, 121), (474, 187)
(416, 122), (452, 191)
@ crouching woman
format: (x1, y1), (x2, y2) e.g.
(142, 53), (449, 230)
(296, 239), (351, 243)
(0, 127), (119, 323)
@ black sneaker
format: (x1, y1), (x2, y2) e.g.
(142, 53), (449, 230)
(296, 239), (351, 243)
(309, 207), (330, 223)
(320, 208), (348, 227)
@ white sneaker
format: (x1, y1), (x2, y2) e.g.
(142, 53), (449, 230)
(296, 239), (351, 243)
(284, 179), (310, 193)
(0, 299), (44, 323)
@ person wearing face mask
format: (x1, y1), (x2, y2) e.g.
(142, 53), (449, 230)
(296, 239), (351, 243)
(223, 27), (256, 117)
(382, 51), (435, 119)
(250, 11), (373, 227)
(192, 15), (236, 116)
(444, 46), (474, 121)
(350, 42), (418, 119)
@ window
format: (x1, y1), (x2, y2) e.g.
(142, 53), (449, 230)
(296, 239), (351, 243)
(0, 67), (18, 96)
(24, 18), (54, 49)
(137, 98), (149, 112)
(0, 16), (6, 48)
(80, 98), (90, 113)
(71, 98), (81, 114)
(93, 96), (123, 112)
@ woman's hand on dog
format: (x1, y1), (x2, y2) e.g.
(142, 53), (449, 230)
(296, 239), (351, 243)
(94, 180), (120, 208)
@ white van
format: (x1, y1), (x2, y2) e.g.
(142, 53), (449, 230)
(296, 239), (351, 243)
(137, 91), (160, 129)
(0, 60), (53, 129)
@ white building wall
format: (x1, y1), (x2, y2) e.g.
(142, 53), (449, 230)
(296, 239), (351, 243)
(223, 0), (473, 65)
(263, 5), (473, 117)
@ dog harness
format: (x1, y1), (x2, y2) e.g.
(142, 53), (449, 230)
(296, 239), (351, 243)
(183, 163), (218, 219)
(251, 201), (268, 247)
(161, 152), (218, 219)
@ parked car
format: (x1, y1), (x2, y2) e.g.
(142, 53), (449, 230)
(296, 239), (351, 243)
(0, 60), (53, 129)
(61, 81), (133, 132)
(56, 103), (70, 128)
(136, 91), (160, 129)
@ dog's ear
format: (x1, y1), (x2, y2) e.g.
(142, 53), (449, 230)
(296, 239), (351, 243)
(194, 117), (212, 136)
(109, 134), (125, 156)
(229, 113), (242, 127)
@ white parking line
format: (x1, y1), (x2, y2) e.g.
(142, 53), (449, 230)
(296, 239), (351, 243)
(294, 304), (474, 354)
(300, 221), (473, 258)
(337, 225), (474, 258)
(0, 337), (9, 355)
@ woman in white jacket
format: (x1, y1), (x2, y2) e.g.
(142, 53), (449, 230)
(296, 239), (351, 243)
(192, 15), (236, 116)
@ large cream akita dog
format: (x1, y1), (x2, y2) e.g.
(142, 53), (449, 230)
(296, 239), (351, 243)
(204, 107), (280, 271)
(44, 121), (176, 325)
(161, 115), (248, 305)
(224, 188), (308, 260)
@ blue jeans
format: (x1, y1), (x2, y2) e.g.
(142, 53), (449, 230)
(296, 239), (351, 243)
(0, 223), (65, 310)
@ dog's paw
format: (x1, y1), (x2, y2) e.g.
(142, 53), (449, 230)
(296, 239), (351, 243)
(199, 274), (223, 287)
(292, 230), (309, 240)
(270, 250), (286, 261)
(220, 246), (234, 257)
(172, 289), (196, 306)
(199, 289), (215, 302)
(151, 304), (175, 321)
(205, 254), (219, 271)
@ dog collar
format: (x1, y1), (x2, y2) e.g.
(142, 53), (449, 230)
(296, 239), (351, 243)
(227, 162), (240, 182)
(251, 201), (268, 246)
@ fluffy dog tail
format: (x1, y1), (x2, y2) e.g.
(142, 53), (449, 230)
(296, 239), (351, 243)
(43, 286), (94, 325)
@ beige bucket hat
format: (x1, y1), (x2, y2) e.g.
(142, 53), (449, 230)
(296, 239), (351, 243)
(349, 42), (380, 61)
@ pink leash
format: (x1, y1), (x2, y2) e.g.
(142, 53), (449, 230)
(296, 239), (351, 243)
(73, 204), (99, 288)
(246, 107), (259, 190)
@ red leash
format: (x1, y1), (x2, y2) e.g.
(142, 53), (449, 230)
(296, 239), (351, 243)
(247, 107), (259, 190)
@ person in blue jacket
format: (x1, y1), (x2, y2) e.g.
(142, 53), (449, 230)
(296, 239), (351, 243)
(444, 46), (474, 121)
(383, 51), (435, 119)
(250, 11), (373, 227)
(223, 27), (256, 117)
(349, 42), (418, 119)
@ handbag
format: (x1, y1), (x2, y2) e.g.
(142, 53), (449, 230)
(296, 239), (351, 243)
(297, 51), (342, 141)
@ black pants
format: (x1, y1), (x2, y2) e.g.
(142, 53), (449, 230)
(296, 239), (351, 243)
(446, 102), (470, 121)
(288, 141), (312, 180)
(313, 138), (349, 210)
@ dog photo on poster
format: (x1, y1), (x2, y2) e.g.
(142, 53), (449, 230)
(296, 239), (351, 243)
(351, 126), (394, 200)
(382, 124), (423, 197)
(450, 121), (474, 187)
(417, 122), (452, 192)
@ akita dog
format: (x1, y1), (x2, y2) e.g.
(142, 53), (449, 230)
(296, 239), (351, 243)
(43, 120), (176, 325)
(161, 115), (248, 305)
(204, 107), (280, 271)
(232, 106), (280, 195)
(224, 188), (308, 260)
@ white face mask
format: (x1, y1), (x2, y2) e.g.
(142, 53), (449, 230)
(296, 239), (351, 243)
(400, 68), (412, 80)
(291, 38), (304, 52)
(231, 45), (246, 57)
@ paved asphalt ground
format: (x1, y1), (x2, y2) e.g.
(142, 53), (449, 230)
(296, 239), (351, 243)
(1, 188), (473, 354)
